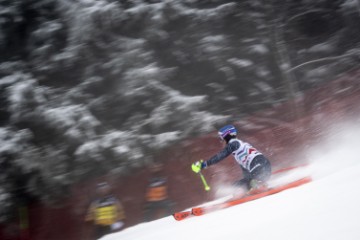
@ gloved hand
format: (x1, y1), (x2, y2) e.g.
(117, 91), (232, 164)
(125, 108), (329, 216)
(192, 160), (205, 173)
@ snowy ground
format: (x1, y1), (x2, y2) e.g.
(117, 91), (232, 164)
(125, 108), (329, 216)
(101, 122), (360, 240)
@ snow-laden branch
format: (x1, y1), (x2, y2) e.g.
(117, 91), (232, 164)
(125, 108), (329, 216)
(286, 51), (360, 73)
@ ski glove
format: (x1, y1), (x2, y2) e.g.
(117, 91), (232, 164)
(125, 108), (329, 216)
(192, 160), (206, 173)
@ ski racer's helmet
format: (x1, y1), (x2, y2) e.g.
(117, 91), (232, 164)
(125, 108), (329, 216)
(218, 125), (237, 142)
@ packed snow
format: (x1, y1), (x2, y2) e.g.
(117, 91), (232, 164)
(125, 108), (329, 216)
(101, 122), (360, 240)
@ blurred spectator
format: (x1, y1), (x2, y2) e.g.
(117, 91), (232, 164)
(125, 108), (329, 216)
(143, 163), (174, 221)
(85, 182), (125, 239)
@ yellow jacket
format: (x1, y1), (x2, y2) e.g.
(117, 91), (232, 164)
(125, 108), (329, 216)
(85, 195), (125, 226)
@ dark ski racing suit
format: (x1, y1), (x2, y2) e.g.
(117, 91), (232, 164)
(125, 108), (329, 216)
(202, 138), (271, 190)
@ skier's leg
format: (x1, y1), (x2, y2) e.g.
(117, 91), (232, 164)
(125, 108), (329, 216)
(230, 178), (250, 197)
(232, 178), (250, 188)
(248, 155), (272, 193)
(249, 155), (271, 182)
(232, 165), (251, 188)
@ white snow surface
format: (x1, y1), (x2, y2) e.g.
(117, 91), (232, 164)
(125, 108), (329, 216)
(101, 122), (360, 240)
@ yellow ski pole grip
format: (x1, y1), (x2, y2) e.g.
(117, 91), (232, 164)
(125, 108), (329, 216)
(199, 172), (211, 191)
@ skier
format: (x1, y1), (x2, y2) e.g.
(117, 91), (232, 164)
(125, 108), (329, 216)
(191, 125), (272, 194)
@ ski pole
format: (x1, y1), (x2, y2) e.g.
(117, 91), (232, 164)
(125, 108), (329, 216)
(199, 172), (211, 191)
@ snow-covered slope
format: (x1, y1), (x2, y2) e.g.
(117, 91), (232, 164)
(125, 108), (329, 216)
(101, 122), (360, 240)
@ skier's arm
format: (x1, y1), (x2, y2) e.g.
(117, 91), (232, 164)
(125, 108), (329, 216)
(203, 141), (240, 168)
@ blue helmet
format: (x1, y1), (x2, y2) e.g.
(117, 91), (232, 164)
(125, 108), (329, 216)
(218, 125), (237, 140)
